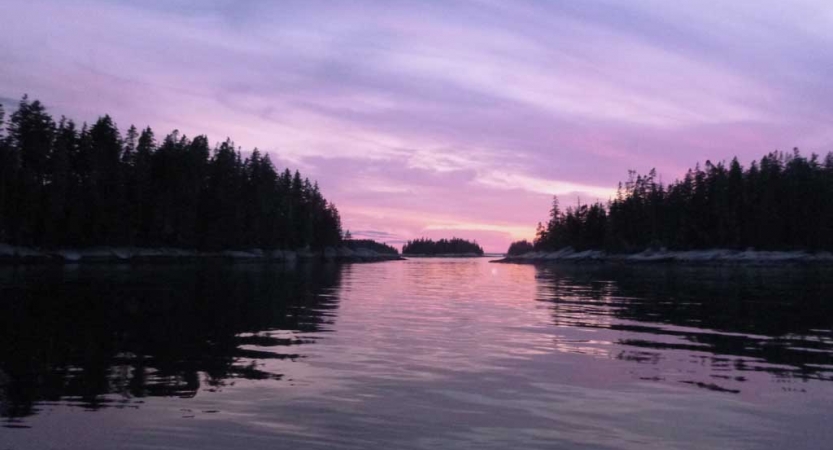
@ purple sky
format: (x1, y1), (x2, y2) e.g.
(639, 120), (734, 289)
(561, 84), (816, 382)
(2, 0), (831, 252)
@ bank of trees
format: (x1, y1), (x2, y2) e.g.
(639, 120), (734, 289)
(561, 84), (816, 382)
(506, 239), (534, 255)
(344, 239), (399, 255)
(529, 149), (833, 252)
(0, 96), (343, 250)
(403, 237), (484, 255)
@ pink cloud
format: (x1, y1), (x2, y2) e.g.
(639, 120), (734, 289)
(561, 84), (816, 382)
(1, 0), (830, 252)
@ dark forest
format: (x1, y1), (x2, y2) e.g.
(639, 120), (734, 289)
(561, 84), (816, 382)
(344, 239), (400, 255)
(0, 96), (343, 250)
(402, 238), (484, 255)
(526, 149), (833, 253)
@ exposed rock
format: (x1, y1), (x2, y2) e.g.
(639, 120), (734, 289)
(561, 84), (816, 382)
(494, 248), (833, 265)
(132, 248), (168, 261)
(297, 248), (317, 260)
(221, 250), (264, 260)
(79, 248), (117, 262)
(111, 247), (136, 260)
(55, 249), (82, 262)
(15, 246), (50, 261)
(0, 243), (405, 265)
(323, 247), (338, 261)
(0, 243), (16, 258)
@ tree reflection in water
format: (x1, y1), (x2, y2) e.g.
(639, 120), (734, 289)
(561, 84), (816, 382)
(0, 262), (342, 422)
(535, 265), (833, 389)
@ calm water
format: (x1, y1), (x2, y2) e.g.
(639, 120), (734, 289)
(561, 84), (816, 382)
(1, 259), (832, 449)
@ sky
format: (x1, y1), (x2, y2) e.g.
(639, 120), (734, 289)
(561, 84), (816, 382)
(1, 0), (831, 252)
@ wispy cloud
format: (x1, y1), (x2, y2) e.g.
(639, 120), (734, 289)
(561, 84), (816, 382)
(1, 0), (830, 250)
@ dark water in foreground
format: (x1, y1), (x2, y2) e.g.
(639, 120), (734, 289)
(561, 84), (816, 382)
(1, 259), (832, 449)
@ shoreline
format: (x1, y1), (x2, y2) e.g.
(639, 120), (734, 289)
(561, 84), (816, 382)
(0, 244), (404, 265)
(401, 253), (487, 258)
(492, 248), (833, 266)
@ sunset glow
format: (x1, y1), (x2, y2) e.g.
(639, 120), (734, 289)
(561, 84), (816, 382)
(2, 0), (830, 251)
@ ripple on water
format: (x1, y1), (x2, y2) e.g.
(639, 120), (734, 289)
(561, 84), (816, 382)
(1, 260), (833, 449)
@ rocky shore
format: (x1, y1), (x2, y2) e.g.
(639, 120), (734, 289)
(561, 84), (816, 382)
(493, 247), (833, 265)
(0, 243), (404, 264)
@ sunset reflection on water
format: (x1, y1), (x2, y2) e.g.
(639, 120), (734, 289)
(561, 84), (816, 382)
(2, 259), (832, 449)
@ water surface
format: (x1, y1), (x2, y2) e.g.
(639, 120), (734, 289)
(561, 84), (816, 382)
(1, 259), (832, 449)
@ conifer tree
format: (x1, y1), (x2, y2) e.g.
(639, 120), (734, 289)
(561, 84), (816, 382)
(0, 95), (346, 252)
(7, 96), (55, 245)
(530, 149), (833, 253)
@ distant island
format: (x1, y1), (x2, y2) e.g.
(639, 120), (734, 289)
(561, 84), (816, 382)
(0, 95), (398, 263)
(402, 238), (484, 257)
(500, 149), (833, 264)
(344, 238), (400, 256)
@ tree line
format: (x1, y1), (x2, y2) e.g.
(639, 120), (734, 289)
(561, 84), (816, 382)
(0, 96), (343, 250)
(344, 239), (399, 255)
(506, 239), (534, 255)
(402, 237), (484, 255)
(524, 149), (833, 253)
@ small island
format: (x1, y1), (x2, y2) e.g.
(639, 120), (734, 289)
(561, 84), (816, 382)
(498, 149), (833, 265)
(402, 237), (484, 257)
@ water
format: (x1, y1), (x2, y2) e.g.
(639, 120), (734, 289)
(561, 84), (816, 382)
(1, 259), (832, 449)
